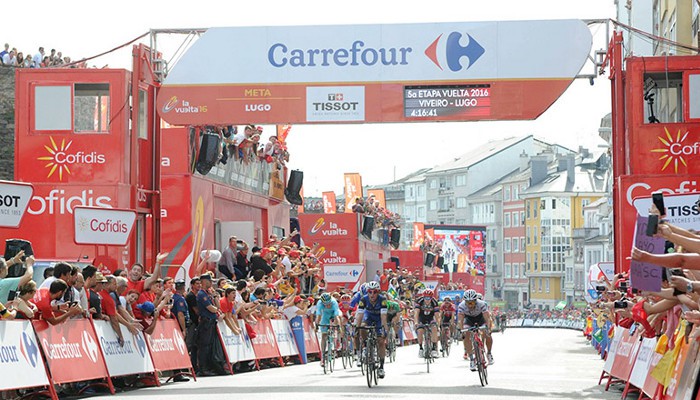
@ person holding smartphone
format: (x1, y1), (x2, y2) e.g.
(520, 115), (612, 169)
(0, 251), (34, 304)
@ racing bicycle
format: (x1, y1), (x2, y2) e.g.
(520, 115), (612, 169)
(439, 323), (451, 357)
(462, 325), (489, 386)
(386, 324), (397, 363)
(340, 322), (355, 369)
(356, 326), (380, 387)
(318, 324), (338, 374)
(416, 323), (437, 373)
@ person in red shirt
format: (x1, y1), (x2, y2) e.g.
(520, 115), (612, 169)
(379, 272), (389, 292)
(126, 252), (168, 295)
(219, 287), (241, 335)
(33, 279), (82, 325)
(100, 276), (126, 347)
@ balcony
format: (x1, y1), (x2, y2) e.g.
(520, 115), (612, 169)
(201, 158), (282, 198)
(438, 186), (453, 195)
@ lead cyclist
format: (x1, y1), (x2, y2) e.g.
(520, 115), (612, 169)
(457, 289), (494, 371)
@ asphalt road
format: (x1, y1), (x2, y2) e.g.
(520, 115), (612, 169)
(94, 328), (625, 400)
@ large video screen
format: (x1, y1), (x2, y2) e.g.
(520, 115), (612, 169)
(425, 225), (487, 275)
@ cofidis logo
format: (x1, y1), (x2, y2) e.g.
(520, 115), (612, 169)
(37, 137), (106, 181)
(650, 128), (696, 173)
(161, 96), (208, 114)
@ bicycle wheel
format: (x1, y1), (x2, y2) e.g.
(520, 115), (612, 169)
(365, 340), (374, 388)
(329, 338), (335, 373)
(346, 333), (354, 369)
(425, 335), (431, 373)
(473, 340), (485, 386)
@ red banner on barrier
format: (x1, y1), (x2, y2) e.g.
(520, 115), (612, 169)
(609, 328), (642, 384)
(302, 317), (320, 354)
(146, 319), (192, 373)
(32, 319), (110, 385)
(402, 319), (416, 341)
(250, 319), (282, 360)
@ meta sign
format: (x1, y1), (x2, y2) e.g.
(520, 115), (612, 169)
(73, 206), (136, 245)
(157, 20), (591, 125)
(0, 180), (33, 228)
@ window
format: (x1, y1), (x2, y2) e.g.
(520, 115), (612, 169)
(418, 206), (426, 219)
(138, 89), (148, 139)
(456, 174), (467, 187)
(526, 227), (531, 244)
(418, 186), (425, 197)
(513, 185), (519, 200)
(456, 197), (467, 208)
(520, 211), (525, 225)
(520, 237), (526, 252)
(552, 199), (556, 209)
(540, 200), (546, 210)
(35, 86), (71, 130)
(545, 279), (550, 293)
(504, 187), (511, 201)
(505, 263), (511, 278)
(429, 200), (437, 211)
(504, 238), (511, 253)
(534, 252), (538, 270)
(526, 201), (531, 219)
(534, 201), (538, 218)
(534, 228), (538, 244)
(512, 238), (519, 252)
(527, 253), (531, 271)
(538, 278), (542, 292)
(512, 213), (519, 227)
(74, 83), (110, 133)
(429, 179), (438, 189)
(504, 212), (510, 227)
(408, 186), (414, 197)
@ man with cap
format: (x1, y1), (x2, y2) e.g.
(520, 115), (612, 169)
(196, 273), (227, 376)
(136, 301), (165, 335)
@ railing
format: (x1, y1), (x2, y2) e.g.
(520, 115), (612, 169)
(199, 159), (284, 197)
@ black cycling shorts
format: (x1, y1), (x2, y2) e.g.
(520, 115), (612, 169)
(463, 314), (486, 328)
(418, 313), (436, 326)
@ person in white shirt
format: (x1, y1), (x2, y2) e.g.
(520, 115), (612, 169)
(2, 50), (16, 66)
(282, 295), (307, 321)
(32, 47), (44, 68)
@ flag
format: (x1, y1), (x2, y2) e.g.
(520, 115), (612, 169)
(367, 189), (386, 209)
(412, 223), (424, 250)
(555, 300), (567, 311)
(343, 173), (363, 213)
(387, 283), (398, 299)
(322, 191), (337, 214)
(592, 328), (603, 343)
(276, 124), (292, 144)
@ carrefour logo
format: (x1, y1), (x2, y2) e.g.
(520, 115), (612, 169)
(20, 332), (39, 368)
(37, 137), (106, 181)
(81, 331), (99, 363)
(650, 128), (695, 173)
(425, 32), (484, 71)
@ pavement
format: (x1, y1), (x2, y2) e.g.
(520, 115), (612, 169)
(92, 328), (630, 399)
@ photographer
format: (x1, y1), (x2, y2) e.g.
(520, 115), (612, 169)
(0, 251), (34, 304)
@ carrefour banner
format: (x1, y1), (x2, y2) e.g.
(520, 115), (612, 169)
(323, 264), (365, 284)
(92, 319), (154, 377)
(217, 320), (256, 363)
(0, 321), (50, 391)
(158, 20), (591, 125)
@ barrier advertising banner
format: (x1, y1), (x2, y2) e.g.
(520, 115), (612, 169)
(628, 336), (657, 390)
(290, 316), (307, 363)
(0, 321), (50, 391)
(146, 319), (192, 373)
(0, 180), (33, 228)
(32, 319), (110, 384)
(603, 327), (626, 374)
(250, 319), (282, 360)
(302, 317), (320, 354)
(270, 319), (300, 357)
(92, 320), (154, 377)
(217, 320), (256, 364)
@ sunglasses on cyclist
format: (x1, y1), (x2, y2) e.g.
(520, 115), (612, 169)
(368, 289), (380, 294)
(466, 301), (476, 306)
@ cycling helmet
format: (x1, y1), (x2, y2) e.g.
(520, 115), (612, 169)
(476, 293), (484, 300)
(421, 289), (434, 298)
(340, 294), (352, 302)
(464, 289), (478, 301)
(444, 296), (452, 302)
(320, 292), (332, 304)
(366, 281), (380, 291)
(360, 283), (369, 296)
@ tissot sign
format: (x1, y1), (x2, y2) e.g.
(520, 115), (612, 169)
(0, 181), (33, 228)
(73, 206), (136, 245)
(157, 20), (591, 125)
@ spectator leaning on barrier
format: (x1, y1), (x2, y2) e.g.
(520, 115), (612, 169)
(12, 281), (38, 319)
(101, 275), (127, 346)
(126, 252), (168, 295)
(219, 287), (241, 335)
(33, 279), (82, 324)
(0, 251), (33, 304)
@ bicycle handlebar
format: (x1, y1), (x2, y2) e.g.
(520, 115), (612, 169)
(461, 325), (490, 332)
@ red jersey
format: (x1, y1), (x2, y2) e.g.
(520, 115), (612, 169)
(440, 302), (456, 317)
(33, 287), (55, 321)
(339, 302), (355, 318)
(126, 279), (146, 295)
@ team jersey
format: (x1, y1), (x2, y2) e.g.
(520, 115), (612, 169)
(440, 302), (456, 317)
(339, 301), (356, 318)
(386, 300), (400, 314)
(315, 298), (341, 322)
(457, 299), (489, 318)
(357, 294), (388, 322)
(349, 291), (364, 308)
(414, 296), (439, 316)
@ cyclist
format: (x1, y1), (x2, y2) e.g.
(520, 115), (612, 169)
(349, 283), (368, 361)
(354, 281), (388, 379)
(438, 296), (456, 353)
(385, 294), (401, 344)
(458, 289), (494, 371)
(499, 312), (507, 332)
(315, 292), (340, 367)
(414, 288), (439, 358)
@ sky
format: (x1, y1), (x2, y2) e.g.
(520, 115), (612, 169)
(3, 0), (618, 196)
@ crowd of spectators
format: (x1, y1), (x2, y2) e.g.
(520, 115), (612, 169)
(211, 124), (289, 171)
(0, 43), (82, 68)
(351, 195), (402, 244)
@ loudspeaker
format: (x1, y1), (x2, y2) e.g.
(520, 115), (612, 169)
(285, 170), (304, 205)
(424, 252), (435, 267)
(361, 215), (374, 239)
(390, 256), (400, 267)
(436, 256), (445, 268)
(389, 228), (401, 249)
(195, 132), (221, 175)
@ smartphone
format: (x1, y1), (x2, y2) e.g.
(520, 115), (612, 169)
(613, 300), (629, 309)
(652, 192), (666, 216)
(595, 285), (606, 292)
(669, 268), (685, 277)
(7, 291), (16, 301)
(646, 214), (659, 236)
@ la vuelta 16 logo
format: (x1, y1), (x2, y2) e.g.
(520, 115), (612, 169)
(650, 127), (697, 173)
(37, 137), (106, 181)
